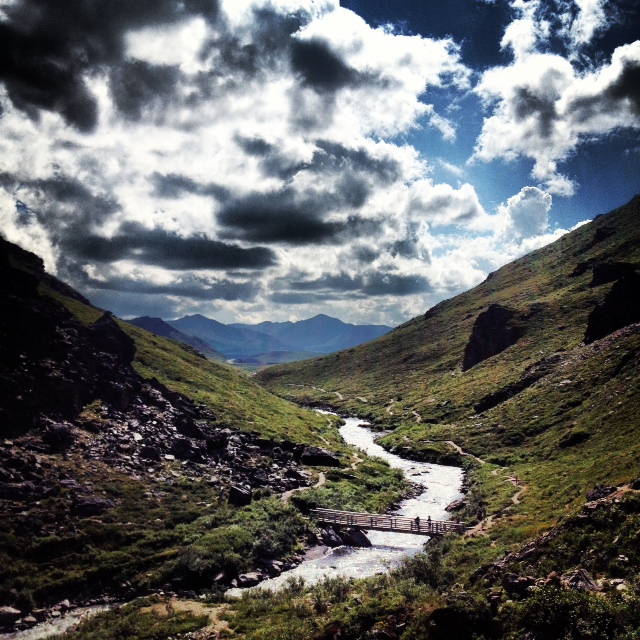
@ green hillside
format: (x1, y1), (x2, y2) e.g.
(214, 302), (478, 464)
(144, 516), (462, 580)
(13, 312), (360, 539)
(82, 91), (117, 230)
(257, 195), (640, 558)
(210, 196), (640, 639)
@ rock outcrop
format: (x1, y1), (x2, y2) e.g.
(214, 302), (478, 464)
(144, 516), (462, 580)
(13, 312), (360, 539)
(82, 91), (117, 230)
(584, 273), (640, 343)
(300, 445), (341, 467)
(462, 304), (524, 371)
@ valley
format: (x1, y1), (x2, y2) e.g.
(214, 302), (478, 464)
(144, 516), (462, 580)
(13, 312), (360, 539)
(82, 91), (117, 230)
(1, 196), (640, 639)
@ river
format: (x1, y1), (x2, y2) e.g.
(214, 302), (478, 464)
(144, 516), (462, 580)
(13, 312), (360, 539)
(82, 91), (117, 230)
(228, 417), (464, 594)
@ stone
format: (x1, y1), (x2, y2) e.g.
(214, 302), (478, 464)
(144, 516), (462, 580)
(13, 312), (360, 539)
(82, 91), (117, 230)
(321, 527), (344, 548)
(561, 568), (600, 592)
(170, 438), (196, 460)
(139, 446), (161, 462)
(72, 496), (115, 517)
(300, 445), (341, 467)
(584, 272), (640, 343)
(41, 421), (75, 451)
(342, 529), (372, 547)
(228, 485), (252, 506)
(237, 572), (262, 587)
(586, 484), (615, 501)
(445, 499), (466, 512)
(0, 607), (21, 627)
(462, 304), (523, 371)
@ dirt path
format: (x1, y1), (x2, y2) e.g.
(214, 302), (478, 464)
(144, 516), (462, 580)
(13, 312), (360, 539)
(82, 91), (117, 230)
(351, 453), (364, 470)
(443, 440), (487, 465)
(465, 478), (529, 537)
(281, 472), (326, 503)
(412, 410), (422, 423)
(386, 400), (395, 415)
(334, 391), (344, 400)
(143, 599), (230, 635)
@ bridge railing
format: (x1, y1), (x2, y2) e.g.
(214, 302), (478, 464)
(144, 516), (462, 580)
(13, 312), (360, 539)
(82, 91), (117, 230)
(310, 507), (465, 535)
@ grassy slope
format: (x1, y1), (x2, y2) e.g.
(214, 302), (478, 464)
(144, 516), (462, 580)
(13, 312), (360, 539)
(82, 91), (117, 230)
(257, 196), (640, 555)
(42, 287), (342, 450)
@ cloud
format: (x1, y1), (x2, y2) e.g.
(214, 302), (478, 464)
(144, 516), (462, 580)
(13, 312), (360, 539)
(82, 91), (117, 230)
(0, 0), (220, 130)
(474, 37), (640, 194)
(69, 222), (276, 270)
(0, 0), (629, 326)
(499, 186), (553, 238)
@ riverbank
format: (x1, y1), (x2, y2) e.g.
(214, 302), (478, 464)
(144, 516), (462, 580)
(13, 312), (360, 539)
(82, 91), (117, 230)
(226, 418), (464, 597)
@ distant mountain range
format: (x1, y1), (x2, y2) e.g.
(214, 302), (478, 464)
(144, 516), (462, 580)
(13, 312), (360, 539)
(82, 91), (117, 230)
(127, 313), (393, 363)
(126, 317), (226, 361)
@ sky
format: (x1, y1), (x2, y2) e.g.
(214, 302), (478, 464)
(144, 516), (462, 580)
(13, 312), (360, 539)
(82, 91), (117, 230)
(0, 0), (638, 326)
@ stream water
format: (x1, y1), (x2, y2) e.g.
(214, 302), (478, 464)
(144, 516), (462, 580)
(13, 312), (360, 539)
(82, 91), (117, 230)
(228, 417), (464, 594)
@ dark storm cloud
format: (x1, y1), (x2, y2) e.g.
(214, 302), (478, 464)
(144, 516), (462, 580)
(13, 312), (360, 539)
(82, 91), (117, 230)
(235, 136), (274, 157)
(217, 188), (381, 245)
(197, 6), (306, 84)
(313, 141), (403, 184)
(219, 197), (342, 244)
(89, 277), (259, 301)
(0, 173), (119, 231)
(291, 272), (362, 292)
(216, 138), (405, 244)
(150, 173), (230, 201)
(608, 59), (640, 113)
(0, 0), (219, 130)
(512, 69), (563, 139)
(291, 38), (355, 91)
(571, 60), (640, 122)
(110, 61), (181, 121)
(270, 292), (318, 305)
(69, 222), (276, 270)
(69, 264), (259, 301)
(288, 270), (432, 296)
(571, 57), (640, 121)
(362, 273), (431, 296)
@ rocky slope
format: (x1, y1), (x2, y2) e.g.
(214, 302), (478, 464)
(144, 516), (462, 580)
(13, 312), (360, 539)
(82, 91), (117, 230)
(0, 236), (348, 632)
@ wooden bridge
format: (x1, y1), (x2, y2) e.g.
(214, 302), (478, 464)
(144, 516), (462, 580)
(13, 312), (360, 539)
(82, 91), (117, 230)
(311, 508), (466, 536)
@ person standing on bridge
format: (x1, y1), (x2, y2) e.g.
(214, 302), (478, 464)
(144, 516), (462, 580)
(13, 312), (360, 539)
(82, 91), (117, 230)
(427, 515), (431, 531)
(415, 515), (420, 531)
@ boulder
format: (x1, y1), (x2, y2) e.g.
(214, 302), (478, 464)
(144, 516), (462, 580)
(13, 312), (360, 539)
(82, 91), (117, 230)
(228, 485), (252, 506)
(586, 484), (615, 501)
(590, 261), (637, 287)
(584, 273), (640, 343)
(561, 568), (600, 592)
(72, 496), (115, 517)
(139, 446), (161, 461)
(300, 446), (341, 467)
(41, 420), (75, 451)
(445, 499), (467, 512)
(0, 606), (22, 627)
(321, 527), (344, 547)
(342, 529), (372, 547)
(237, 572), (262, 587)
(170, 438), (196, 460)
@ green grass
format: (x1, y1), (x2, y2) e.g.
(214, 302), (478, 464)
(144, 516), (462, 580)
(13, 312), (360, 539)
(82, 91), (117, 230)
(50, 597), (210, 640)
(256, 196), (640, 548)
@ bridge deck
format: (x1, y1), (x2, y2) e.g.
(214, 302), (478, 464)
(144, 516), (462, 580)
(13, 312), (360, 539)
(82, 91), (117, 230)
(311, 508), (465, 536)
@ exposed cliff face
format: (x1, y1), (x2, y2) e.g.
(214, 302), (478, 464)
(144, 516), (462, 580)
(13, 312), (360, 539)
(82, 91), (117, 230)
(584, 272), (640, 343)
(462, 304), (524, 371)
